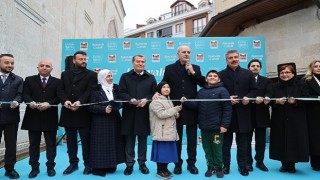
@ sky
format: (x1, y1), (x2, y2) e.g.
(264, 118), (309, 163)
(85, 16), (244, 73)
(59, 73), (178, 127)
(122, 0), (202, 30)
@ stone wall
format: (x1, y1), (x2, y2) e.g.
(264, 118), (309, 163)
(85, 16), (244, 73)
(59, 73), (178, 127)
(239, 4), (320, 78)
(0, 0), (125, 160)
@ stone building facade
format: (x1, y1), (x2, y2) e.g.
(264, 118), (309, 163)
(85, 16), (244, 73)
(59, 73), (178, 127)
(0, 0), (125, 160)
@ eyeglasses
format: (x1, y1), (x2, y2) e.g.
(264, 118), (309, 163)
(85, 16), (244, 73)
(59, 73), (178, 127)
(279, 71), (292, 75)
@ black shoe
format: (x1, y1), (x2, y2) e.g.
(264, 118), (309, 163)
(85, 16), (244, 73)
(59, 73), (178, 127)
(139, 164), (149, 174)
(205, 166), (215, 177)
(83, 167), (92, 175)
(247, 165), (253, 172)
(239, 167), (249, 176)
(287, 165), (296, 173)
(173, 165), (182, 174)
(279, 165), (288, 172)
(5, 169), (20, 179)
(187, 164), (199, 174)
(28, 168), (40, 178)
(164, 169), (173, 177)
(124, 166), (133, 175)
(312, 166), (320, 171)
(92, 169), (107, 177)
(216, 168), (224, 178)
(156, 171), (171, 180)
(106, 167), (117, 173)
(256, 162), (269, 172)
(47, 169), (56, 177)
(63, 164), (79, 175)
(223, 165), (230, 174)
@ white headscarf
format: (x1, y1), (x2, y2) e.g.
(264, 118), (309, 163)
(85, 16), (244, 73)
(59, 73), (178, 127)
(98, 69), (114, 100)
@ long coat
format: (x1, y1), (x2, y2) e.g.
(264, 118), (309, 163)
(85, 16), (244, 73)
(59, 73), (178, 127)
(87, 84), (125, 168)
(118, 70), (157, 135)
(219, 66), (256, 133)
(21, 75), (60, 131)
(251, 75), (272, 128)
(162, 60), (205, 125)
(58, 69), (97, 128)
(305, 77), (320, 156)
(269, 79), (309, 162)
(0, 73), (23, 124)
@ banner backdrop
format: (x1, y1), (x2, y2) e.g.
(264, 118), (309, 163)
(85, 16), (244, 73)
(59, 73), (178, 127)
(62, 37), (266, 82)
(60, 37), (266, 145)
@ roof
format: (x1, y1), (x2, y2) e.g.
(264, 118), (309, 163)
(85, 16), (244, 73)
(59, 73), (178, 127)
(200, 0), (314, 37)
(170, 0), (195, 8)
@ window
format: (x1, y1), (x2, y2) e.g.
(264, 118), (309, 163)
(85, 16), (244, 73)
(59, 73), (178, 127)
(147, 32), (154, 38)
(193, 17), (207, 34)
(175, 23), (183, 33)
(173, 4), (186, 16)
(157, 26), (172, 37)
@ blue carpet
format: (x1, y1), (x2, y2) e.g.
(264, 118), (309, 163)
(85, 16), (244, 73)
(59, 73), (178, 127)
(0, 144), (319, 179)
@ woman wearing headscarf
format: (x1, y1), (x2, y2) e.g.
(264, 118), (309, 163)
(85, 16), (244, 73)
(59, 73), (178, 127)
(269, 63), (309, 173)
(303, 60), (320, 171)
(88, 69), (125, 176)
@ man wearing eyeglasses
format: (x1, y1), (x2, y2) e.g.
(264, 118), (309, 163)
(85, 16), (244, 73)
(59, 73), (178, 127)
(246, 59), (272, 172)
(219, 50), (256, 176)
(160, 45), (205, 175)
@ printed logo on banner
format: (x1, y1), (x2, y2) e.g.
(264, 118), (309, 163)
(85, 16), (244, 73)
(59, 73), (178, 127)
(108, 55), (116, 63)
(210, 40), (218, 49)
(196, 54), (204, 62)
(253, 40), (261, 49)
(123, 41), (131, 50)
(152, 54), (160, 62)
(239, 53), (247, 62)
(166, 41), (174, 49)
(80, 42), (88, 50)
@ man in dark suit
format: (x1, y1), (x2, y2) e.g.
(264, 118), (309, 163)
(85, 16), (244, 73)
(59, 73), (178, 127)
(119, 54), (157, 176)
(0, 53), (23, 179)
(219, 50), (256, 176)
(247, 59), (272, 172)
(58, 51), (97, 175)
(21, 60), (60, 178)
(161, 45), (205, 175)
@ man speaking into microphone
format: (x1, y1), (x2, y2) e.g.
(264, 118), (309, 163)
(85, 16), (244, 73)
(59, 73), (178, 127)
(161, 45), (205, 175)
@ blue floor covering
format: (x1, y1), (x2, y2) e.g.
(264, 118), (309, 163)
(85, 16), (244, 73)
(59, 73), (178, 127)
(1, 144), (319, 179)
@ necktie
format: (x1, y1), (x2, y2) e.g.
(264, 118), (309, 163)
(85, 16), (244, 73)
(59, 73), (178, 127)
(41, 77), (47, 88)
(1, 75), (7, 84)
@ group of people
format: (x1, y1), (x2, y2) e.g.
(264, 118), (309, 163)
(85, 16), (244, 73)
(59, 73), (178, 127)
(0, 46), (319, 179)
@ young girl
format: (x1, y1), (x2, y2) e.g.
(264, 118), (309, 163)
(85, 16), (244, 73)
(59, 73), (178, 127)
(182, 70), (232, 178)
(149, 81), (182, 179)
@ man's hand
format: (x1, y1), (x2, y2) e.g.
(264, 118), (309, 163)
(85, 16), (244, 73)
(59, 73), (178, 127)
(264, 96), (271, 104)
(10, 101), (19, 109)
(152, 92), (160, 100)
(136, 98), (147, 107)
(70, 101), (81, 111)
(242, 96), (250, 105)
(105, 105), (112, 113)
(255, 96), (263, 104)
(37, 102), (50, 111)
(64, 101), (72, 109)
(29, 101), (37, 109)
(230, 95), (239, 105)
(276, 97), (286, 105)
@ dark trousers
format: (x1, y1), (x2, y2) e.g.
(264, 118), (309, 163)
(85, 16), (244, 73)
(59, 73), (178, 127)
(65, 127), (90, 167)
(247, 127), (267, 165)
(311, 155), (320, 168)
(223, 131), (250, 168)
(124, 134), (147, 166)
(28, 130), (57, 169)
(0, 123), (18, 170)
(176, 123), (197, 166)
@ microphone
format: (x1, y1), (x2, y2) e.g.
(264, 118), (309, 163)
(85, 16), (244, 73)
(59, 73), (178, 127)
(185, 59), (190, 75)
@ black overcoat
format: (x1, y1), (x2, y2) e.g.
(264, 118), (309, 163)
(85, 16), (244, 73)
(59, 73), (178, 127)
(118, 70), (157, 135)
(21, 75), (60, 131)
(162, 60), (205, 125)
(58, 69), (97, 128)
(219, 66), (256, 133)
(0, 73), (23, 124)
(269, 79), (309, 162)
(252, 75), (272, 128)
(305, 77), (320, 156)
(87, 84), (125, 168)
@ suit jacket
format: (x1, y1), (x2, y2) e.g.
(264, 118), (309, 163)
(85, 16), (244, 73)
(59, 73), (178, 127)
(252, 75), (272, 128)
(219, 66), (256, 132)
(21, 75), (60, 131)
(58, 69), (97, 128)
(0, 72), (23, 124)
(162, 60), (205, 125)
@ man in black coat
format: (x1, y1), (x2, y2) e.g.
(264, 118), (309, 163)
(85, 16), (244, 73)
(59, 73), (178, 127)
(219, 50), (256, 176)
(246, 59), (272, 172)
(161, 45), (205, 175)
(58, 51), (97, 175)
(21, 60), (61, 178)
(119, 54), (157, 176)
(0, 53), (23, 179)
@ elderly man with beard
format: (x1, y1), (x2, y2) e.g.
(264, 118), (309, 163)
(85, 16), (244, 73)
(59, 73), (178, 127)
(219, 50), (256, 176)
